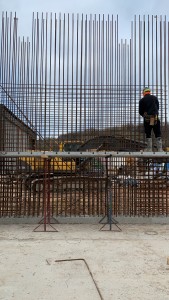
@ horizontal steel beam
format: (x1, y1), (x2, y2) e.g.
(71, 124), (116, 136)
(0, 151), (169, 158)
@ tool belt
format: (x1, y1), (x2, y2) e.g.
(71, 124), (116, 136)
(144, 113), (158, 125)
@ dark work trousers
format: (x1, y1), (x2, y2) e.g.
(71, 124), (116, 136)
(144, 119), (161, 138)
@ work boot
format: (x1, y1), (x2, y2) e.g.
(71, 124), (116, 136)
(145, 138), (152, 152)
(156, 137), (163, 152)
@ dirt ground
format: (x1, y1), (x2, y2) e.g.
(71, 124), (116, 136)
(0, 220), (169, 300)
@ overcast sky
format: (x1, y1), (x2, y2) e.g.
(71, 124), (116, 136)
(0, 0), (169, 40)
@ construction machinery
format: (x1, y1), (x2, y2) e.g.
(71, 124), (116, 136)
(11, 137), (166, 192)
(16, 140), (106, 193)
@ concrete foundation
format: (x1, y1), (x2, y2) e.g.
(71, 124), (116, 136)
(0, 222), (169, 299)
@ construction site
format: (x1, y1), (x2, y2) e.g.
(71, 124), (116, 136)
(0, 12), (169, 300)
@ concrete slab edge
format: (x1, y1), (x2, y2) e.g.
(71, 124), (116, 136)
(0, 216), (169, 224)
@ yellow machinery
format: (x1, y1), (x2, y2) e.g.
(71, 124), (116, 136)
(20, 141), (84, 173)
(20, 155), (76, 173)
(19, 150), (77, 192)
(18, 142), (83, 191)
(18, 140), (105, 192)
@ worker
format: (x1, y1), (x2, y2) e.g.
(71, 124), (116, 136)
(139, 87), (163, 151)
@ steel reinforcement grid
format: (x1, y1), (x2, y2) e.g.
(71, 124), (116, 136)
(0, 151), (169, 218)
(0, 13), (169, 218)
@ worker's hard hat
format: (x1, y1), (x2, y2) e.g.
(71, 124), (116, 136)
(143, 87), (151, 95)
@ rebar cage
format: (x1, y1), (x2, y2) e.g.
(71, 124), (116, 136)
(0, 13), (169, 218)
(0, 152), (169, 218)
